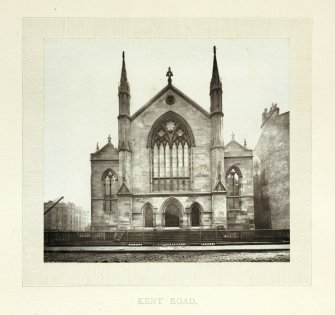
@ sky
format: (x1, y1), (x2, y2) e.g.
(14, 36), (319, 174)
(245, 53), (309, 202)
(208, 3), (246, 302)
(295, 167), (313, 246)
(44, 39), (289, 212)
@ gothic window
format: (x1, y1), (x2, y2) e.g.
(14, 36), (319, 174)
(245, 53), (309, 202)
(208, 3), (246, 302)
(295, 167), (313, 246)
(165, 203), (180, 227)
(102, 169), (118, 212)
(143, 204), (154, 227)
(190, 203), (201, 227)
(148, 111), (195, 192)
(226, 166), (242, 210)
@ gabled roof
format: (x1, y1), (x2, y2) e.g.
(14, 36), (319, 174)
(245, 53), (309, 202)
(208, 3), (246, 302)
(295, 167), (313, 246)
(131, 84), (210, 120)
(90, 142), (119, 161)
(224, 139), (250, 151)
(224, 139), (253, 158)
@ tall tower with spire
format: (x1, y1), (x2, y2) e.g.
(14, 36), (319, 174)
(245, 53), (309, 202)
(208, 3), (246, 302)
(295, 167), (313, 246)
(210, 46), (227, 228)
(116, 51), (133, 229)
(117, 52), (131, 202)
(210, 46), (224, 184)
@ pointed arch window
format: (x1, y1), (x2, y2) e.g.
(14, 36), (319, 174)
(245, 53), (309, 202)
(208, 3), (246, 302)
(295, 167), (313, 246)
(226, 167), (242, 210)
(143, 204), (154, 227)
(190, 203), (201, 227)
(148, 111), (195, 192)
(102, 169), (118, 212)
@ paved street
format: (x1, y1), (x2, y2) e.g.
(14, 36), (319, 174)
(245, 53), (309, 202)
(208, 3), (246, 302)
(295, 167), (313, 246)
(44, 250), (289, 262)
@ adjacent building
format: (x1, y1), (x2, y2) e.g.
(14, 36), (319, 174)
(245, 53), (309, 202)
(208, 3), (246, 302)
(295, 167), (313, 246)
(253, 104), (290, 229)
(44, 201), (90, 231)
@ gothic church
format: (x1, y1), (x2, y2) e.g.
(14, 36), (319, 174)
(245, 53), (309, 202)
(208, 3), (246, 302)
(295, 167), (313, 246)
(90, 47), (255, 231)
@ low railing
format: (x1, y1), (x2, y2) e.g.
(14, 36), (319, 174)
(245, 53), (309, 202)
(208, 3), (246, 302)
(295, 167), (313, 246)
(44, 229), (290, 247)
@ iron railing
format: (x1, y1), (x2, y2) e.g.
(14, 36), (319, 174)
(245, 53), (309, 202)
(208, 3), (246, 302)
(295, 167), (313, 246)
(44, 229), (289, 247)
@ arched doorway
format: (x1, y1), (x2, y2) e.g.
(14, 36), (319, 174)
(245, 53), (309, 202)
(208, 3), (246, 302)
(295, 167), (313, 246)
(190, 203), (201, 227)
(165, 202), (180, 227)
(143, 204), (154, 227)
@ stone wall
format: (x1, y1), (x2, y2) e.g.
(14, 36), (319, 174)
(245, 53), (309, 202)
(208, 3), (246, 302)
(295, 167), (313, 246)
(90, 144), (120, 230)
(131, 195), (213, 229)
(253, 108), (289, 229)
(90, 86), (257, 231)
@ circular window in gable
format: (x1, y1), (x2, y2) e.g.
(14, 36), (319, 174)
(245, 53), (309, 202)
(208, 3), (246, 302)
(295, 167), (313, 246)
(165, 94), (175, 105)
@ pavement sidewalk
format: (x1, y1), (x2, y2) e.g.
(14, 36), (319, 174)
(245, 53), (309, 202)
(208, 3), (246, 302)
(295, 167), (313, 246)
(45, 244), (290, 252)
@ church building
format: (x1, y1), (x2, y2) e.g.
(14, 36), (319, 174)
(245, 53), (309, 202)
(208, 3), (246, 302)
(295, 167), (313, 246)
(90, 47), (255, 231)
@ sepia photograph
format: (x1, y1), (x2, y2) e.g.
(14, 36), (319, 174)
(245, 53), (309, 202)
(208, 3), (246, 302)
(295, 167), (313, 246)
(2, 0), (330, 310)
(43, 38), (290, 262)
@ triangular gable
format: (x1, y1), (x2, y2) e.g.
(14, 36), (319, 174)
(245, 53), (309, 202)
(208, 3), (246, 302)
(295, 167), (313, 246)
(91, 142), (119, 160)
(131, 84), (210, 120)
(117, 182), (131, 195)
(224, 140), (250, 152)
(213, 180), (227, 193)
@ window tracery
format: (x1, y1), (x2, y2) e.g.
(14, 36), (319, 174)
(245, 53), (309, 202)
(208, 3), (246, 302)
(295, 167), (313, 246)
(226, 166), (242, 210)
(102, 169), (118, 212)
(148, 111), (195, 191)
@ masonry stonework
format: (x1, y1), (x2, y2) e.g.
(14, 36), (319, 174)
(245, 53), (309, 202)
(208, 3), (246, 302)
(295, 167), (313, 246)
(90, 48), (260, 232)
(253, 105), (290, 229)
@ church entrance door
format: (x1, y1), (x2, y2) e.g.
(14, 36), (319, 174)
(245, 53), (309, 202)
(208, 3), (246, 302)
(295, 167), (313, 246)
(165, 203), (180, 227)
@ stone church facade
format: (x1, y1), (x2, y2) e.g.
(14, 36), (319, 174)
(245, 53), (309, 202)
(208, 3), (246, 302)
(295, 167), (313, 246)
(90, 48), (255, 231)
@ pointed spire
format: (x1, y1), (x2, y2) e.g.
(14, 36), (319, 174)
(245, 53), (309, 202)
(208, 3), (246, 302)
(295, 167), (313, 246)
(210, 46), (223, 114)
(96, 142), (99, 151)
(210, 45), (222, 92)
(108, 135), (111, 144)
(119, 51), (130, 95)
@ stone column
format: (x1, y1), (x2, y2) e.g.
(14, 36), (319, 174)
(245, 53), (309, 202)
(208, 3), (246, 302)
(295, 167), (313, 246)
(211, 192), (227, 229)
(155, 207), (163, 230)
(153, 207), (158, 229)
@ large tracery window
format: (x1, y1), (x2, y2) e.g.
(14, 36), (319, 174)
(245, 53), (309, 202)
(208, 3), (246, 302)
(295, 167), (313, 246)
(226, 167), (242, 210)
(102, 169), (118, 212)
(148, 111), (195, 192)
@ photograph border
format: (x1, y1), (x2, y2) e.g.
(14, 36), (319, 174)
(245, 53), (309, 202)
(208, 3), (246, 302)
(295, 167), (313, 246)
(23, 17), (311, 286)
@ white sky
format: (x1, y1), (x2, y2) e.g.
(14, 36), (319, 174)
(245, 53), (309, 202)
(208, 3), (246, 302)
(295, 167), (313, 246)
(44, 39), (289, 212)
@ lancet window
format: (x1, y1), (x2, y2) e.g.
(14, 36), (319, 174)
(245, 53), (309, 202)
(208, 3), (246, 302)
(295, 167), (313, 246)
(143, 204), (154, 227)
(226, 166), (242, 210)
(102, 169), (118, 212)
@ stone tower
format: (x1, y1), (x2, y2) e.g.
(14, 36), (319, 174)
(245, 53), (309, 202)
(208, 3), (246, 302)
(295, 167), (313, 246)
(117, 52), (132, 228)
(209, 46), (227, 228)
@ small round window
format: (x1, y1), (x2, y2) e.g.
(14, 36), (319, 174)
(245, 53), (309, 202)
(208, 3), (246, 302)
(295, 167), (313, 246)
(165, 95), (175, 105)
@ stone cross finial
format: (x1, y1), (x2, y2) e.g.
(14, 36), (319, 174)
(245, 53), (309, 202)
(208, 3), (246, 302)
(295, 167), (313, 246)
(108, 135), (111, 143)
(231, 132), (235, 140)
(96, 142), (99, 151)
(244, 138), (247, 147)
(166, 67), (173, 85)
